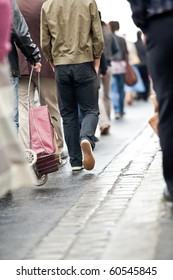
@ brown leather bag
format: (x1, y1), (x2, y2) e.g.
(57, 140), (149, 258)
(125, 63), (137, 86)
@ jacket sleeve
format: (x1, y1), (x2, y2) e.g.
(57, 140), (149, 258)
(90, 1), (104, 59)
(40, 6), (52, 63)
(127, 0), (147, 33)
(12, 0), (41, 65)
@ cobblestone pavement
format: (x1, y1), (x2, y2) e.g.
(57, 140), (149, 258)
(27, 126), (173, 260)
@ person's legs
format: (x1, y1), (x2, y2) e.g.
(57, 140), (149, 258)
(18, 76), (35, 149)
(55, 65), (82, 168)
(118, 74), (126, 116)
(73, 63), (99, 149)
(101, 66), (112, 120)
(98, 81), (110, 134)
(55, 62), (99, 169)
(111, 74), (120, 114)
(75, 62), (99, 170)
(137, 64), (150, 101)
(111, 74), (125, 119)
(147, 13), (173, 199)
(11, 76), (19, 132)
(0, 61), (33, 196)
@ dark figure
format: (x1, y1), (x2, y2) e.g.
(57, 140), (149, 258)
(109, 21), (129, 119)
(128, 0), (173, 202)
(10, 0), (41, 131)
(135, 30), (150, 101)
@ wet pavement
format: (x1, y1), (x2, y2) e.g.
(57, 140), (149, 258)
(0, 100), (173, 260)
(28, 126), (172, 260)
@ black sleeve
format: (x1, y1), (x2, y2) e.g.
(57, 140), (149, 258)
(127, 0), (148, 33)
(11, 0), (41, 65)
(100, 53), (107, 75)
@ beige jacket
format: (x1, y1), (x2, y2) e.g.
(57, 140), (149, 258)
(41, 0), (104, 65)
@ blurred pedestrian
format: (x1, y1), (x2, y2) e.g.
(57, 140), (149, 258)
(109, 21), (129, 120)
(99, 18), (118, 134)
(0, 0), (33, 198)
(128, 0), (173, 202)
(10, 0), (42, 132)
(135, 30), (150, 101)
(0, 0), (11, 62)
(41, 0), (104, 171)
(17, 0), (66, 158)
(125, 39), (145, 104)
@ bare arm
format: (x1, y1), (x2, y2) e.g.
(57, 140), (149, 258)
(94, 58), (100, 75)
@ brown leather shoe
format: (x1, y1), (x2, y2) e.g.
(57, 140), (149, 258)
(100, 124), (110, 135)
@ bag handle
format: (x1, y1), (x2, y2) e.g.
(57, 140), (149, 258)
(28, 67), (41, 108)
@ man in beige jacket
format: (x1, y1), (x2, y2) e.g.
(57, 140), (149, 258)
(41, 0), (104, 171)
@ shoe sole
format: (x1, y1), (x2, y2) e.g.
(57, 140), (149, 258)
(72, 167), (83, 172)
(81, 140), (95, 170)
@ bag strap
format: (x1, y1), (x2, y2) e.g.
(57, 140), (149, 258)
(28, 67), (41, 108)
(36, 70), (41, 102)
(28, 67), (33, 108)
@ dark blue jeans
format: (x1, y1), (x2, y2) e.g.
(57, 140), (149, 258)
(111, 73), (125, 114)
(55, 62), (99, 167)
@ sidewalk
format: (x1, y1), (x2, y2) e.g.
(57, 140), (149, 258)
(27, 125), (173, 260)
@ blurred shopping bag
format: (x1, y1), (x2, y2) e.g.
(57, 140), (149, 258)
(28, 68), (60, 177)
(29, 105), (56, 157)
(29, 104), (60, 175)
(125, 63), (137, 86)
